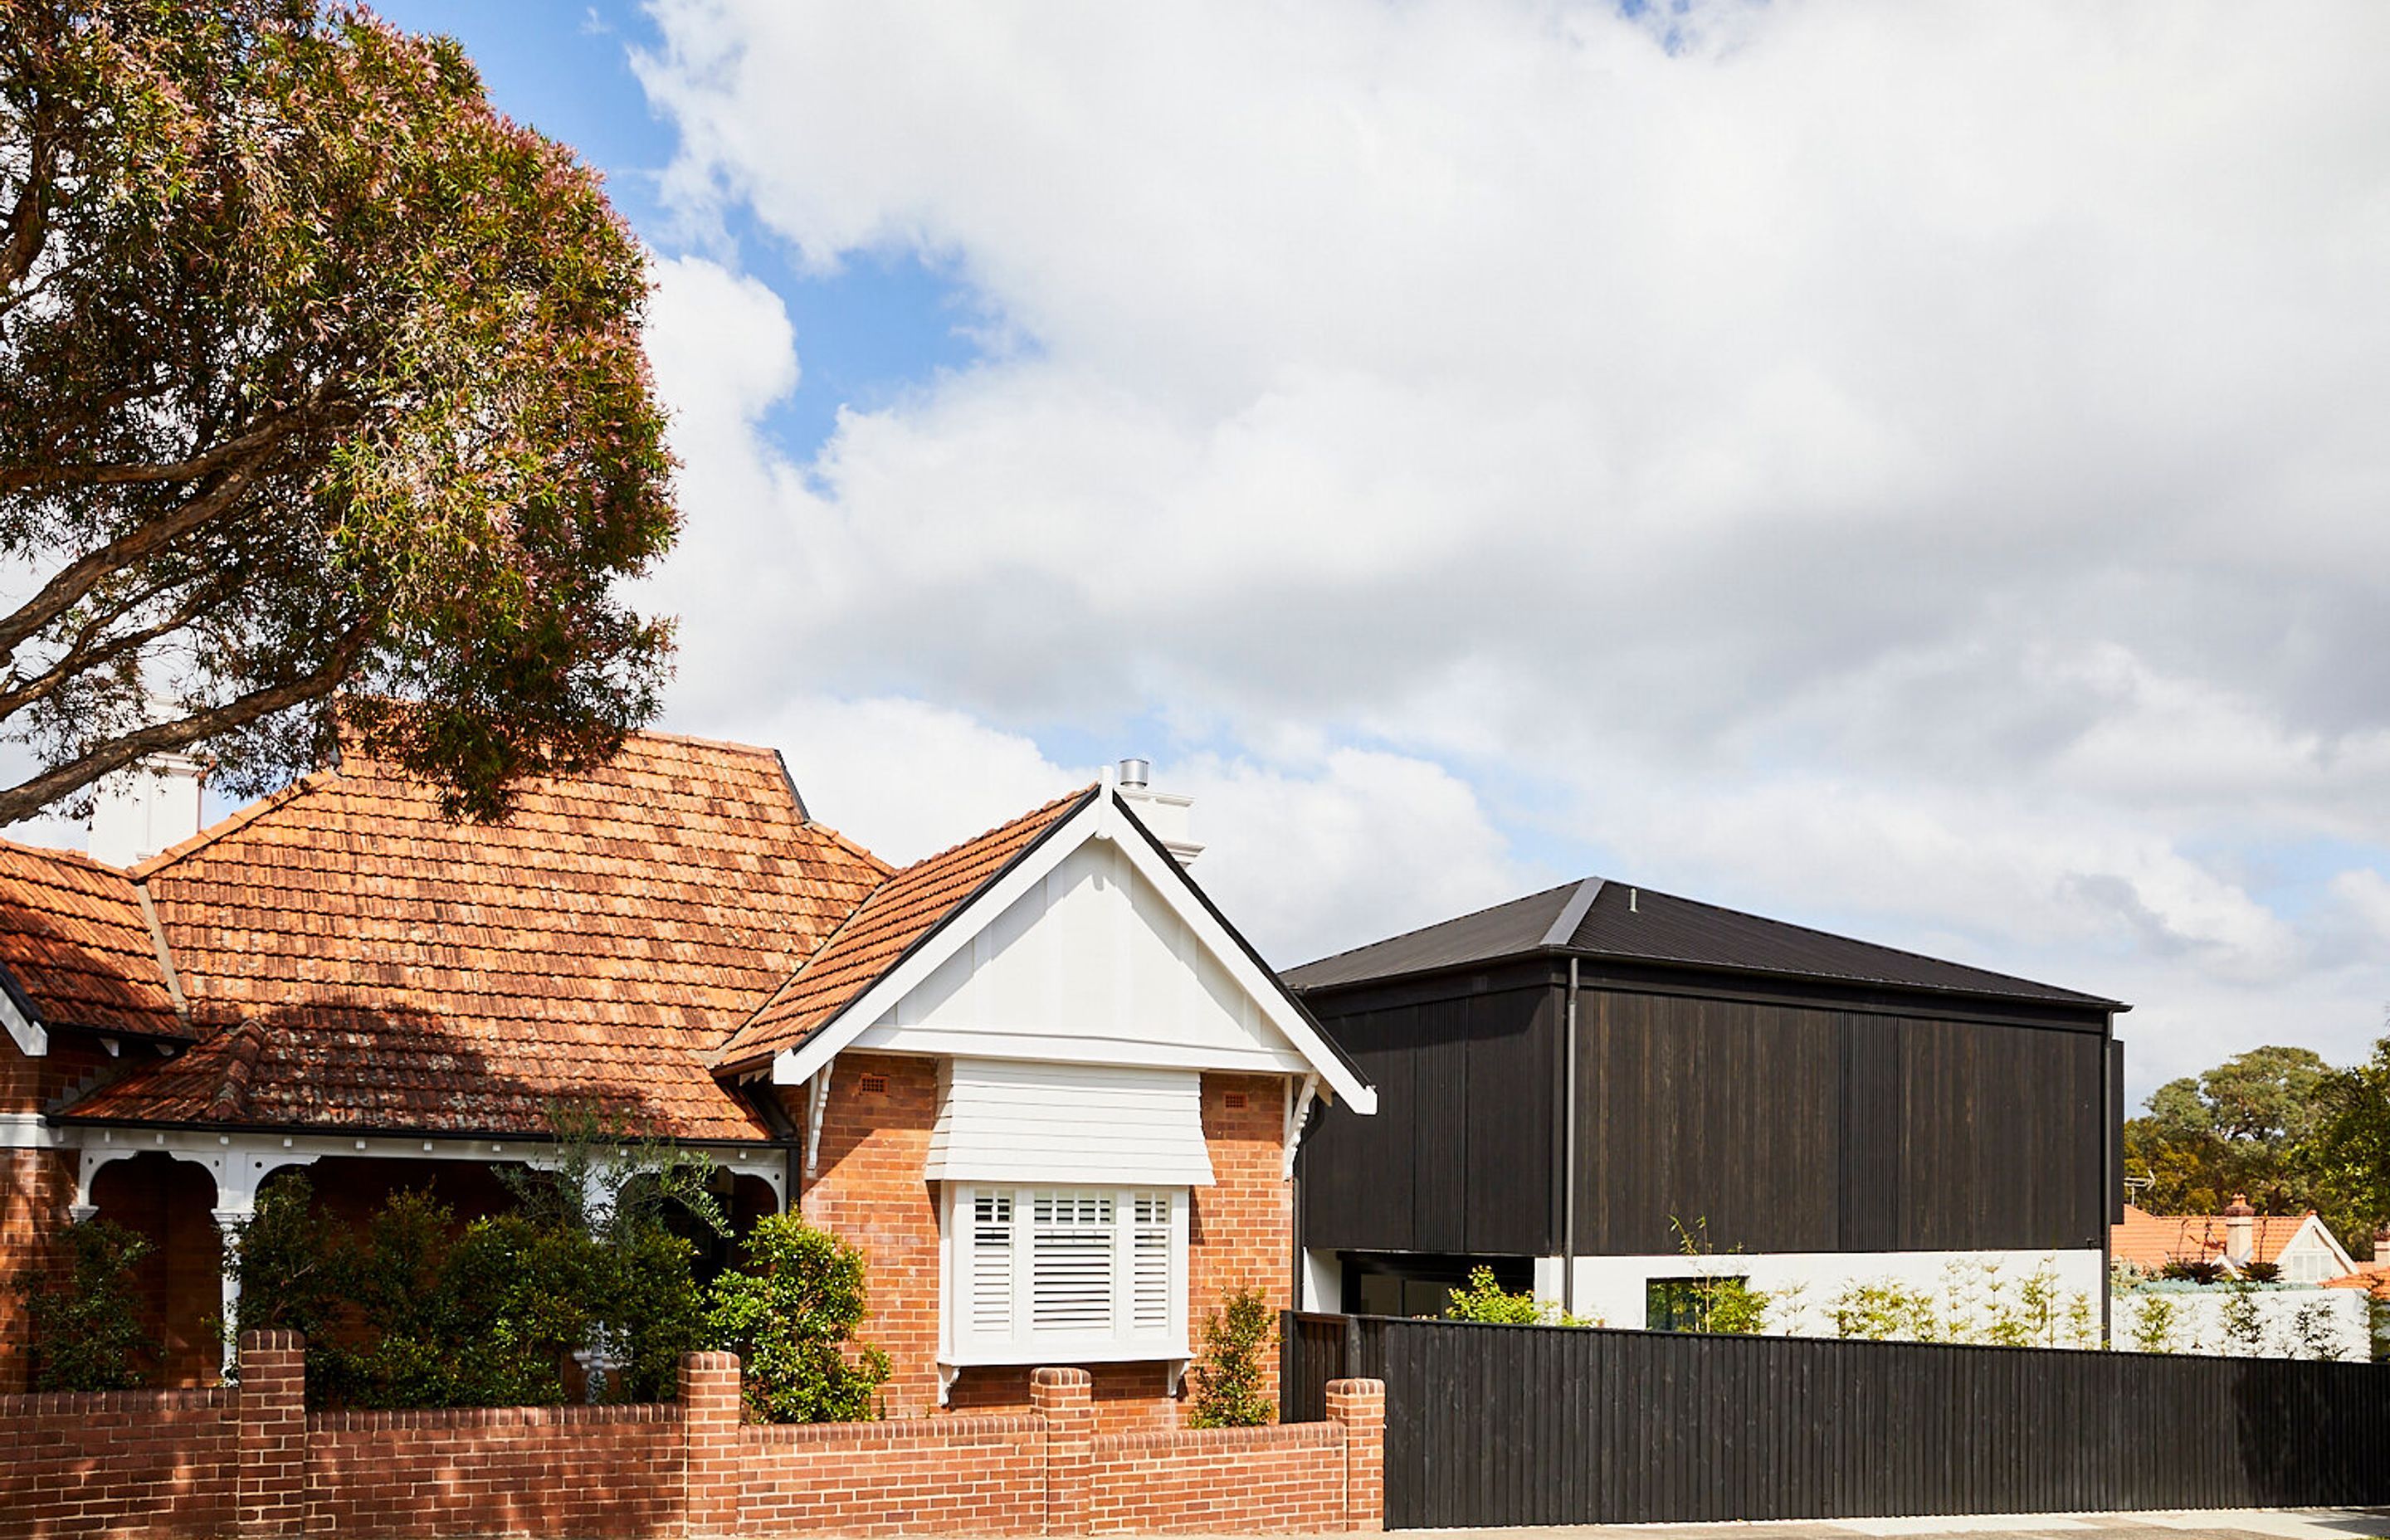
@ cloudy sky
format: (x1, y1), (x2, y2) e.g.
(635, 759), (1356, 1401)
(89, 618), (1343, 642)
(349, 2), (2390, 1096)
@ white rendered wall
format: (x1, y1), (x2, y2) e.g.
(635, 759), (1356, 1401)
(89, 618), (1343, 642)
(1302, 1247), (1341, 1312)
(2114, 1286), (2372, 1361)
(1564, 1248), (2107, 1339)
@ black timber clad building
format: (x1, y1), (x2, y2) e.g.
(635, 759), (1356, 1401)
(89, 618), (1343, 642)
(1285, 878), (2127, 1323)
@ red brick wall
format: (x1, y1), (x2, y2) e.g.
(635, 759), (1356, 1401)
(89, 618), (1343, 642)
(1191, 1072), (1294, 1411)
(789, 1051), (946, 1414)
(1, 1031), (113, 1395)
(1089, 1423), (1346, 1534)
(0, 1386), (236, 1539)
(0, 1149), (73, 1394)
(798, 1060), (1296, 1424)
(0, 1336), (1383, 1540)
(737, 1416), (1047, 1535)
(305, 1403), (684, 1539)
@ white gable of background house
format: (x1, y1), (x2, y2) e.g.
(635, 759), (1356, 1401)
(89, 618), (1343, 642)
(849, 835), (1314, 1079)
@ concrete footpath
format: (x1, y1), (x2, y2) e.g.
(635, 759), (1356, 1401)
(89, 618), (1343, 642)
(1362, 1511), (2390, 1540)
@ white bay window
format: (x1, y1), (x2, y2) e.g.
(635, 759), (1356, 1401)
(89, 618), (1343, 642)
(929, 1059), (1212, 1381)
(945, 1184), (1189, 1362)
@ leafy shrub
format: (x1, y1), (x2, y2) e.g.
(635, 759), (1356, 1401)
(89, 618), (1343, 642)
(22, 1220), (157, 1391)
(1829, 1279), (1943, 1343)
(2238, 1260), (2281, 1283)
(1188, 1286), (1276, 1427)
(229, 1170), (710, 1409)
(2129, 1292), (2180, 1352)
(1445, 1266), (1588, 1326)
(702, 1214), (889, 1423)
(2161, 1260), (2227, 1284)
(2220, 1280), (2264, 1352)
(2291, 1300), (2343, 1361)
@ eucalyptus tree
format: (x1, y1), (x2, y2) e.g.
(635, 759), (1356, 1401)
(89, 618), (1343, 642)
(0, 0), (676, 824)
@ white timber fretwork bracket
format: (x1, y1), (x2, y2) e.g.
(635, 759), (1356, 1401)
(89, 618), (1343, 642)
(1282, 1073), (1319, 1179)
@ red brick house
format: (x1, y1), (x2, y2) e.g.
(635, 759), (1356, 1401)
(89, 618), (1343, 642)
(0, 733), (1373, 1425)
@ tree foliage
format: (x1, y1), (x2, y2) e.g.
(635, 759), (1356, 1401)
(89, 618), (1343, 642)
(2124, 1045), (2339, 1231)
(20, 1217), (157, 1390)
(1187, 1285), (1275, 1428)
(2304, 1033), (2390, 1258)
(700, 1213), (890, 1424)
(0, 0), (675, 824)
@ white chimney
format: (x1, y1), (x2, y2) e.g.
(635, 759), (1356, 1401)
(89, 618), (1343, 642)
(1113, 758), (1202, 867)
(88, 753), (207, 867)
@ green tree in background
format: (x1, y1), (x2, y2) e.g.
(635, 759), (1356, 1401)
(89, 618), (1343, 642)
(0, 1), (675, 824)
(2123, 1045), (2330, 1219)
(2303, 1035), (2390, 1260)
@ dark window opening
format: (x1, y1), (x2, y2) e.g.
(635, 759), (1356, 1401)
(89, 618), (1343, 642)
(1339, 1251), (1533, 1318)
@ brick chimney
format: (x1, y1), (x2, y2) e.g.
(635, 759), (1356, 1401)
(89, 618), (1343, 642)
(2223, 1194), (2256, 1265)
(1112, 758), (1202, 867)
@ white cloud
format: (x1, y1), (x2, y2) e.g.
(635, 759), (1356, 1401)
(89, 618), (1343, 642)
(628, 1), (2390, 1098)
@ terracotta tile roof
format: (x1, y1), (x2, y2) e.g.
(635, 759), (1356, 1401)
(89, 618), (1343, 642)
(2110, 1203), (2320, 1270)
(2322, 1263), (2390, 1298)
(61, 733), (887, 1140)
(710, 786), (1096, 1072)
(0, 839), (182, 1038)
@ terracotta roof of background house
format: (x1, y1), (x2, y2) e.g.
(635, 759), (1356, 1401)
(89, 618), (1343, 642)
(710, 786), (1097, 1073)
(0, 840), (183, 1039)
(61, 733), (888, 1140)
(2110, 1202), (2323, 1271)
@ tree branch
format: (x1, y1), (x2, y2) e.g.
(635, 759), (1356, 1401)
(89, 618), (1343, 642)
(0, 442), (279, 660)
(0, 570), (239, 719)
(0, 116), (51, 291)
(0, 616), (377, 828)
(0, 399), (324, 492)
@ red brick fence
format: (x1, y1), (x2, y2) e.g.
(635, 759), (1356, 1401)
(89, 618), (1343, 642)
(0, 1334), (1384, 1539)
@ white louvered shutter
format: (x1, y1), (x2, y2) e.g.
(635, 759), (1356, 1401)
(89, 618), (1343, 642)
(1031, 1192), (1115, 1330)
(1130, 1192), (1171, 1333)
(968, 1192), (1015, 1335)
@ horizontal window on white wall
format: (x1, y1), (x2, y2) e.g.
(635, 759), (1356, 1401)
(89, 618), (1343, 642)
(943, 1183), (1188, 1364)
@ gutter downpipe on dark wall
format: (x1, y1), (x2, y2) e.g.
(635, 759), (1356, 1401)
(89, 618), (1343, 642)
(1563, 955), (1579, 1318)
(2100, 1008), (2114, 1347)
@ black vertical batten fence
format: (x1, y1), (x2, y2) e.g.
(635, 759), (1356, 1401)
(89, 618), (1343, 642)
(1282, 1311), (2390, 1529)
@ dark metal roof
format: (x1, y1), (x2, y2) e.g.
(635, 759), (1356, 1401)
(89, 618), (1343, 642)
(1283, 876), (2124, 1010)
(1284, 882), (1583, 992)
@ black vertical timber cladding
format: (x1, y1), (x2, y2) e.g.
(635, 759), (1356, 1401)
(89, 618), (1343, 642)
(1302, 961), (2111, 1263)
(1410, 996), (1470, 1252)
(1288, 1313), (2390, 1529)
(1839, 1014), (1900, 1250)
(1300, 970), (1558, 1256)
(1464, 985), (1554, 1254)
(1569, 991), (2105, 1255)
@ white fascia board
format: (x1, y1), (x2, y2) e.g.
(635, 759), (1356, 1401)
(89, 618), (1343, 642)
(1096, 794), (1375, 1114)
(2297, 1214), (2358, 1276)
(773, 792), (1110, 1088)
(0, 982), (46, 1058)
(772, 792), (1378, 1114)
